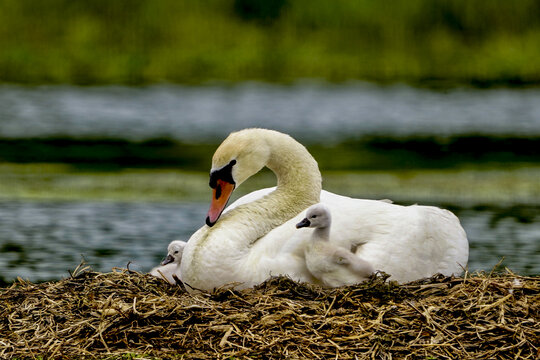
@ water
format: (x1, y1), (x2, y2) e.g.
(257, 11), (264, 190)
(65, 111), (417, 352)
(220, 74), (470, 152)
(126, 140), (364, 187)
(0, 82), (538, 283)
(1, 82), (540, 141)
(0, 200), (538, 283)
(0, 201), (206, 283)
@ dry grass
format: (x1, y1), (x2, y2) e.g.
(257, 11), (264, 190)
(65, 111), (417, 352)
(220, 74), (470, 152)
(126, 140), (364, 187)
(0, 266), (538, 359)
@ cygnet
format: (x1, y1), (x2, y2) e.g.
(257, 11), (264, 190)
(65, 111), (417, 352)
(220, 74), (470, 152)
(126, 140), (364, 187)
(149, 240), (186, 284)
(296, 204), (374, 287)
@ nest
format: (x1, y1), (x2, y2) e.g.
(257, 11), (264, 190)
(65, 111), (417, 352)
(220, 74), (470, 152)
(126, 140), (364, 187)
(0, 266), (538, 359)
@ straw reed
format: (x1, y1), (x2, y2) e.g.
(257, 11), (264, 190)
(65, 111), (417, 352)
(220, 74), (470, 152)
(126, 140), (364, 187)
(0, 265), (538, 359)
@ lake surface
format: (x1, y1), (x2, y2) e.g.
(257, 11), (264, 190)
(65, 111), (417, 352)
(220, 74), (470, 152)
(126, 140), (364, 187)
(0, 82), (538, 283)
(1, 82), (540, 141)
(0, 200), (538, 283)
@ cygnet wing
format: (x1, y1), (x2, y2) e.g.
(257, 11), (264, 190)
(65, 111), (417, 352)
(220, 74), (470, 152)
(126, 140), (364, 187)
(332, 247), (352, 265)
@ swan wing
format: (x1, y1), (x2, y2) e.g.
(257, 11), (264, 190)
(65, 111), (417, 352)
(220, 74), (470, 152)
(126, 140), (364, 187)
(224, 187), (276, 213)
(226, 188), (467, 284)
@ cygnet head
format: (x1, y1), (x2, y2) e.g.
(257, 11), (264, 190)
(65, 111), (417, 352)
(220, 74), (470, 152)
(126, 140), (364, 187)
(296, 203), (331, 229)
(161, 240), (186, 265)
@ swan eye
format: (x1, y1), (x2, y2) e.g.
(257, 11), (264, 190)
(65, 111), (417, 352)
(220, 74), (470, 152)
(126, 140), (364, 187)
(311, 215), (317, 219)
(209, 160), (236, 188)
(174, 251), (179, 254)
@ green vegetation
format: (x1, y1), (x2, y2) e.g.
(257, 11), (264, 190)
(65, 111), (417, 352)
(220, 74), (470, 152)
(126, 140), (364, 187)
(1, 135), (538, 171)
(1, 0), (540, 85)
(1, 135), (538, 203)
(2, 163), (539, 205)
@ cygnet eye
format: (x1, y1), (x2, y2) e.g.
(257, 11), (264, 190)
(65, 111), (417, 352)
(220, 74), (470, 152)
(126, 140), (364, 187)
(174, 251), (179, 254)
(311, 215), (317, 219)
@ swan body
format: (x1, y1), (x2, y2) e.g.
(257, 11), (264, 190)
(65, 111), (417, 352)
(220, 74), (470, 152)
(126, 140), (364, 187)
(180, 129), (469, 291)
(150, 240), (185, 284)
(297, 203), (375, 287)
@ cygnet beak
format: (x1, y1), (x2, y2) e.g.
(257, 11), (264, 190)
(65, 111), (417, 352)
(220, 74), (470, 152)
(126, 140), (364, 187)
(296, 218), (311, 229)
(161, 254), (175, 266)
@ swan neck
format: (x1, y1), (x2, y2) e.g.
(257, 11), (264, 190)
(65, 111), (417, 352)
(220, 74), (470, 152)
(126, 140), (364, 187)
(182, 130), (323, 289)
(265, 134), (322, 201)
(312, 227), (330, 242)
(235, 133), (322, 242)
(212, 132), (322, 247)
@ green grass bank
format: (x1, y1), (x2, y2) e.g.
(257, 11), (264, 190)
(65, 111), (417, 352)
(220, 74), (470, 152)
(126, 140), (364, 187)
(1, 0), (540, 86)
(2, 163), (539, 206)
(1, 135), (538, 203)
(1, 135), (538, 171)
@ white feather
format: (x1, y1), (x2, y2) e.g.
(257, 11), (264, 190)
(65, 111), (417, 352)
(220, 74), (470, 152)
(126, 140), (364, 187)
(180, 129), (469, 290)
(149, 240), (186, 284)
(299, 203), (375, 287)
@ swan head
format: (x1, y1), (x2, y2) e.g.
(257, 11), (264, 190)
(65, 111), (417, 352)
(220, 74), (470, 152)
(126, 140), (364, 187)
(161, 240), (186, 265)
(206, 129), (272, 226)
(296, 203), (331, 229)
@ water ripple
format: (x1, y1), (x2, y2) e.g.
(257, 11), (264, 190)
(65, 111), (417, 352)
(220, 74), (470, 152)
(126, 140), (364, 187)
(0, 200), (537, 283)
(1, 83), (540, 141)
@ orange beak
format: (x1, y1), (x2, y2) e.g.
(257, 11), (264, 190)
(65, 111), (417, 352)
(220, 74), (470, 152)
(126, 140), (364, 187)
(206, 179), (235, 227)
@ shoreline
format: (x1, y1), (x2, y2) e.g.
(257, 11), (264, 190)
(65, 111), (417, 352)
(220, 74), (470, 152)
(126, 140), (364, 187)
(1, 163), (539, 205)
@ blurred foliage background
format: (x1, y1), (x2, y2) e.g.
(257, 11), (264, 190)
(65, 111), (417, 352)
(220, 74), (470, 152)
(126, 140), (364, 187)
(1, 0), (540, 86)
(1, 0), (539, 192)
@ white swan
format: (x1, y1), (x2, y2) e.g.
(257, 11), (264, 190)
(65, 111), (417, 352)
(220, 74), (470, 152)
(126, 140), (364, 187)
(180, 128), (469, 291)
(297, 203), (375, 287)
(150, 240), (185, 284)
